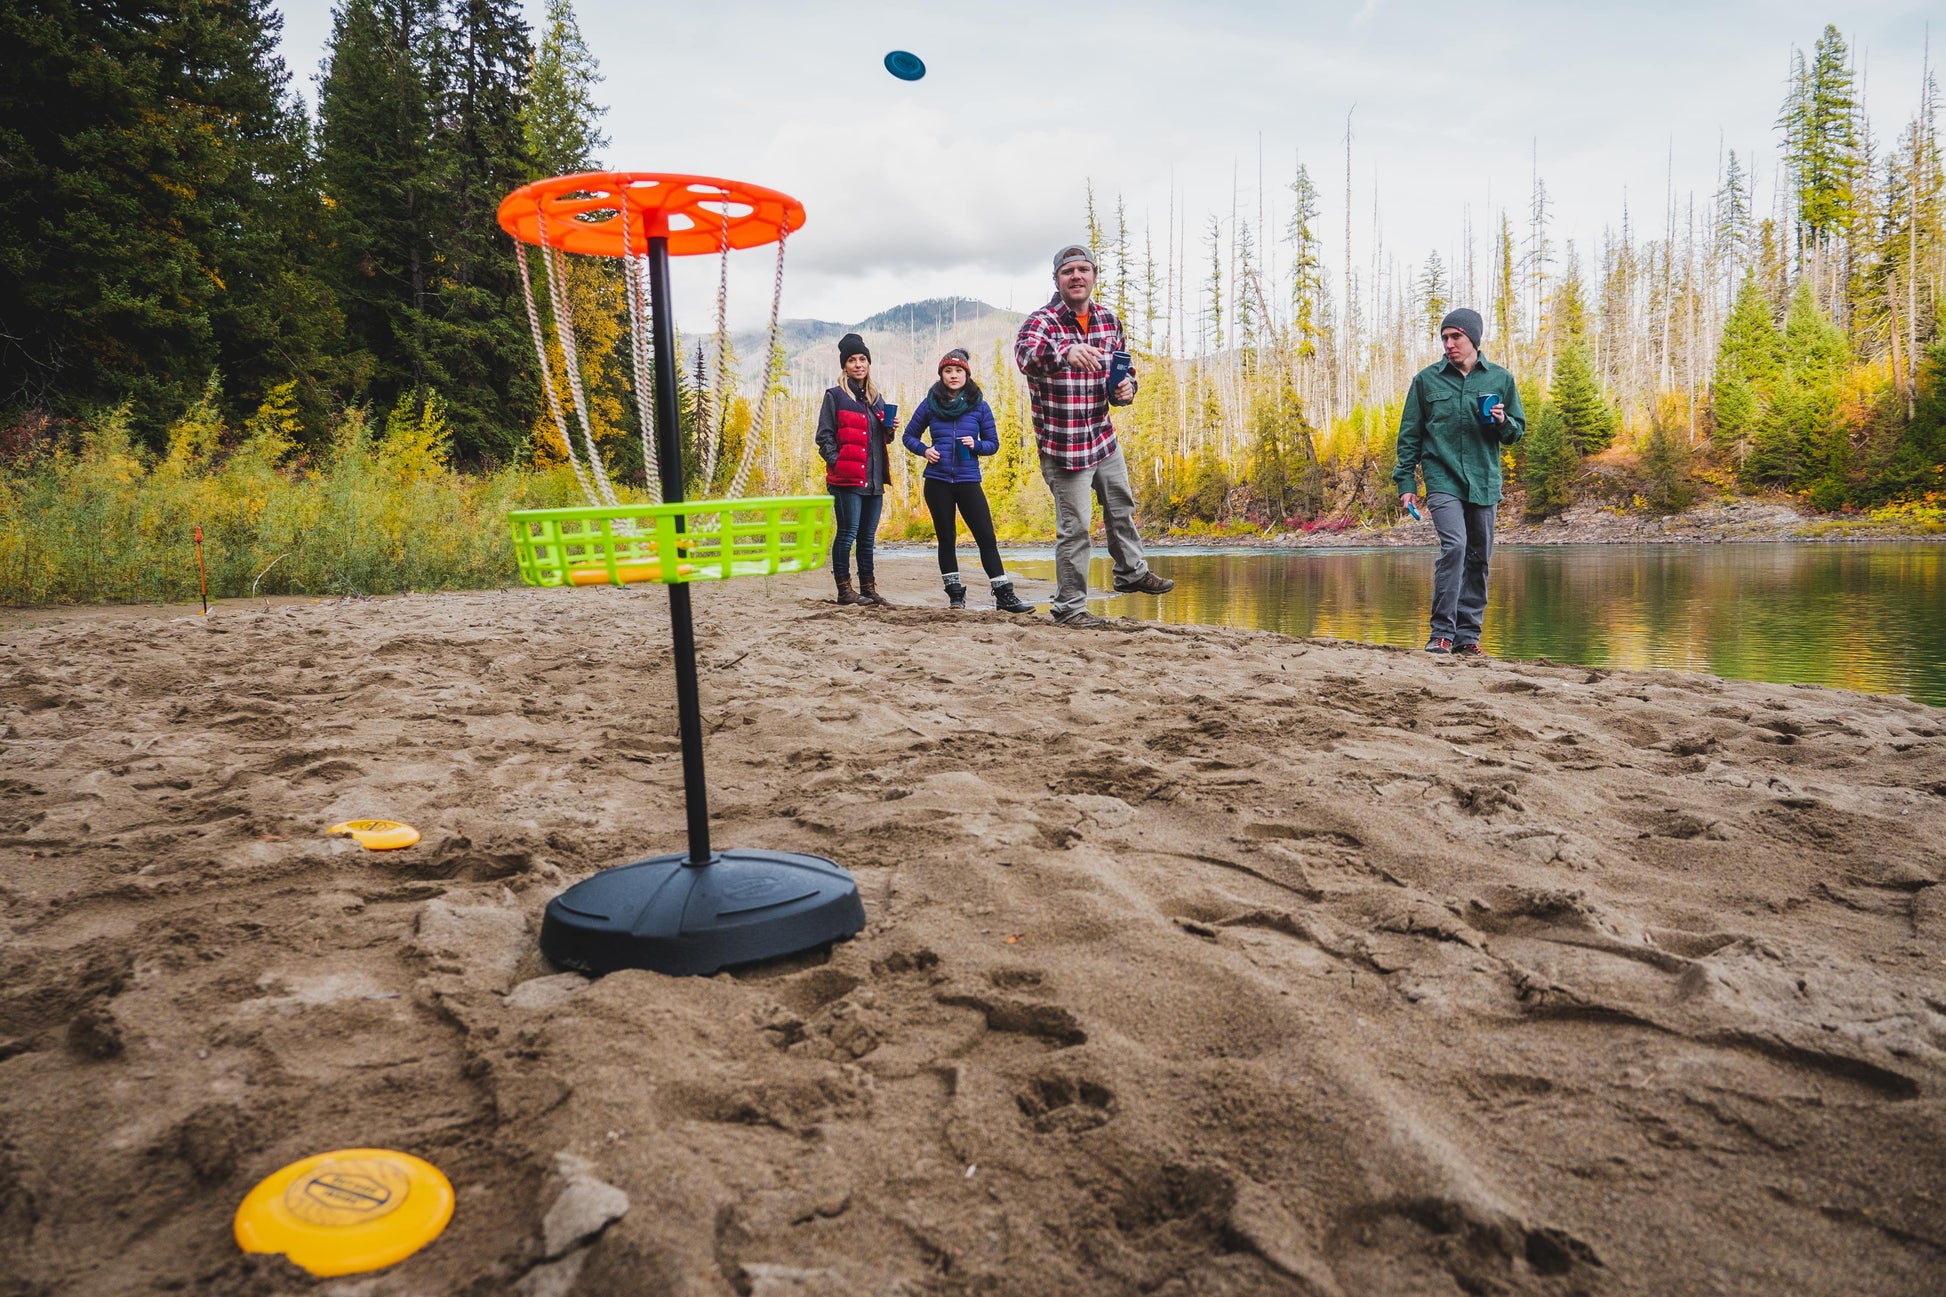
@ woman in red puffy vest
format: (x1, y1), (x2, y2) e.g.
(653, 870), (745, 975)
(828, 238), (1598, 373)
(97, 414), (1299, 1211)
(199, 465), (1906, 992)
(813, 333), (895, 606)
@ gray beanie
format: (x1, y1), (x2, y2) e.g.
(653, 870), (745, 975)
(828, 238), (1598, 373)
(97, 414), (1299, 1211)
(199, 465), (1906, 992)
(1052, 244), (1095, 276)
(1438, 308), (1483, 349)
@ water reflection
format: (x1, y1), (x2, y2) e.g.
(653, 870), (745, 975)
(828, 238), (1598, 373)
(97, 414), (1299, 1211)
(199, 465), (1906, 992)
(991, 544), (1945, 706)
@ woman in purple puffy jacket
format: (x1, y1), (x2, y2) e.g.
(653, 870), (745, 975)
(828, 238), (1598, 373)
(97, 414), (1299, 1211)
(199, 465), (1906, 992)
(902, 349), (1033, 612)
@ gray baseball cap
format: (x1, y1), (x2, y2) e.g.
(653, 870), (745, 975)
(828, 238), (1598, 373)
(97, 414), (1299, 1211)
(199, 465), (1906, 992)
(1052, 244), (1095, 276)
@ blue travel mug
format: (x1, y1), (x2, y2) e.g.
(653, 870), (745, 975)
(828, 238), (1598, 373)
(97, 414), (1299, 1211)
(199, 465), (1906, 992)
(881, 402), (898, 432)
(1477, 393), (1500, 425)
(1106, 350), (1132, 397)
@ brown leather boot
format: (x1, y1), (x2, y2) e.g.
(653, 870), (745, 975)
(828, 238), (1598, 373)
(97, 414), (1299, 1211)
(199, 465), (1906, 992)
(857, 579), (890, 607)
(835, 579), (860, 606)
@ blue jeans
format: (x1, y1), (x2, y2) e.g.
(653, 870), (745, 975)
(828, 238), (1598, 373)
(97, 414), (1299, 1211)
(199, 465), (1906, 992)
(829, 488), (883, 584)
(1426, 491), (1495, 645)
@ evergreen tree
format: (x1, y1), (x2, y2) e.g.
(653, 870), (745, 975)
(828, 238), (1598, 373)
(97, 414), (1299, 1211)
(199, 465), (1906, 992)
(1879, 339), (1946, 499)
(1551, 343), (1616, 452)
(1639, 411), (1694, 512)
(1205, 217), (1224, 353)
(1717, 272), (1785, 386)
(1421, 251), (1448, 340)
(1742, 378), (1819, 488)
(1549, 250), (1589, 343)
(1781, 276), (1850, 382)
(425, 0), (536, 459)
(1780, 26), (1860, 249)
(318, 0), (535, 462)
(318, 0), (445, 421)
(1112, 197), (1131, 324)
(518, 0), (622, 472)
(0, 0), (333, 436)
(1235, 219), (1260, 371)
(522, 0), (606, 175)
(1744, 282), (1848, 490)
(1780, 279), (1852, 504)
(1246, 375), (1323, 522)
(1711, 271), (1783, 450)
(1714, 148), (1751, 278)
(1285, 163), (1324, 359)
(1493, 214), (1517, 359)
(1521, 402), (1577, 518)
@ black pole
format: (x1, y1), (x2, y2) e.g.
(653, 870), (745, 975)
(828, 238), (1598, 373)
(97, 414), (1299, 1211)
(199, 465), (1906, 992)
(646, 236), (713, 865)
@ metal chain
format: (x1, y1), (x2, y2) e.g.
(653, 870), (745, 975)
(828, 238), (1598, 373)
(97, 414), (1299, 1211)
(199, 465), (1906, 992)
(514, 240), (596, 506)
(540, 224), (621, 508)
(518, 185), (793, 532)
(618, 188), (661, 504)
(700, 196), (734, 492)
(723, 223), (790, 505)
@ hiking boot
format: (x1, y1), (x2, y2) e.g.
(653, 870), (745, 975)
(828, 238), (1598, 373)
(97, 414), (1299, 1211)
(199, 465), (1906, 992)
(835, 579), (860, 606)
(1054, 609), (1108, 629)
(944, 580), (967, 609)
(1453, 642), (1486, 658)
(857, 580), (890, 607)
(1424, 637), (1454, 654)
(992, 584), (1035, 614)
(1113, 570), (1175, 595)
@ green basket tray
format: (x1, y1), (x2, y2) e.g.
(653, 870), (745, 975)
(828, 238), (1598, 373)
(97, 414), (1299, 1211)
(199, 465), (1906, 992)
(508, 495), (834, 587)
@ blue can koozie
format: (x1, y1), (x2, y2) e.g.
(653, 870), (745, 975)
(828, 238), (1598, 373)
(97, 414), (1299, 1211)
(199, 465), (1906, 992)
(1477, 393), (1500, 425)
(1106, 350), (1133, 398)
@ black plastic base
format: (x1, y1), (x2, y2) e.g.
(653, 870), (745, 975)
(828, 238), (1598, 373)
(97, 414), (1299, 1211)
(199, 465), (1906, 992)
(539, 848), (867, 977)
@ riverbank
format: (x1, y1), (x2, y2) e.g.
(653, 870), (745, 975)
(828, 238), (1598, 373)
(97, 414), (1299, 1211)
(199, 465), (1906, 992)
(3, 570), (1943, 1295)
(1123, 499), (1946, 548)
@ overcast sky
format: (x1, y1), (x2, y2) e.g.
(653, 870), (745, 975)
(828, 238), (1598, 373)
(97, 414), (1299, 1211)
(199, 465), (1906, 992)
(275, 1), (1936, 334)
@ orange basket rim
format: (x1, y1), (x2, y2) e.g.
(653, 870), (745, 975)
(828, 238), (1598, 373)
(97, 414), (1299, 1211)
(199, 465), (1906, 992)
(497, 170), (805, 258)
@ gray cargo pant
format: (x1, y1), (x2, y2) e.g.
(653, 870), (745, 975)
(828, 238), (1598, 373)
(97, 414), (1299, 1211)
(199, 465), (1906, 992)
(1426, 491), (1495, 646)
(1038, 448), (1152, 620)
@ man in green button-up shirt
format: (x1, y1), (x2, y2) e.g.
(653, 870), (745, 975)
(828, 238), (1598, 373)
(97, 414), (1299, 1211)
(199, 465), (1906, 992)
(1393, 308), (1526, 656)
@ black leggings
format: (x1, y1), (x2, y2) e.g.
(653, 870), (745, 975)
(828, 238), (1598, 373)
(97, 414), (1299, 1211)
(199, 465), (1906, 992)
(923, 479), (1005, 578)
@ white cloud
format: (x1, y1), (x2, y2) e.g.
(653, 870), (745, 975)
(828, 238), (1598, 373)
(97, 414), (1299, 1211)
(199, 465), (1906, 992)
(277, 0), (1935, 329)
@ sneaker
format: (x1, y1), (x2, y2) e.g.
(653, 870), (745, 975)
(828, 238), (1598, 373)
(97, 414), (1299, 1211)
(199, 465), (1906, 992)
(1453, 643), (1486, 657)
(1054, 610), (1108, 628)
(1113, 571), (1175, 595)
(1424, 637), (1454, 654)
(992, 584), (1035, 614)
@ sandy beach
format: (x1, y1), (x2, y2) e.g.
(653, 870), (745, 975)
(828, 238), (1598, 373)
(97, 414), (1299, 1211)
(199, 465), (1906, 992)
(2, 565), (1943, 1296)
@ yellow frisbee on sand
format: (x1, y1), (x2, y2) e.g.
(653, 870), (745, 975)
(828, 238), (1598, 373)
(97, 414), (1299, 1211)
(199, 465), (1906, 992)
(234, 1148), (454, 1276)
(327, 820), (420, 851)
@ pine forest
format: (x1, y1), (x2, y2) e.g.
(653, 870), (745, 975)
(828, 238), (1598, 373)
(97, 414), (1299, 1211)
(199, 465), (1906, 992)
(2, 3), (1943, 601)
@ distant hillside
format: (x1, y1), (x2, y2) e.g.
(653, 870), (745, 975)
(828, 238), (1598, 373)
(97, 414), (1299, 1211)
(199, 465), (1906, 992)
(721, 297), (1027, 401)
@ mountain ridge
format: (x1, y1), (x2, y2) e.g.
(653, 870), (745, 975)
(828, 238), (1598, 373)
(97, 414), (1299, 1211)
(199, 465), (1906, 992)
(713, 296), (1029, 397)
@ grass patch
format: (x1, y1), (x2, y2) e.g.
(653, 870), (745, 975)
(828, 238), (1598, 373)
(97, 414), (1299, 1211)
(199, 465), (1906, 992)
(0, 391), (596, 605)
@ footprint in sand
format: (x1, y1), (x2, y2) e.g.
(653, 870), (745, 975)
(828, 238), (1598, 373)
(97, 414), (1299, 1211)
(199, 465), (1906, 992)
(1015, 1071), (1115, 1133)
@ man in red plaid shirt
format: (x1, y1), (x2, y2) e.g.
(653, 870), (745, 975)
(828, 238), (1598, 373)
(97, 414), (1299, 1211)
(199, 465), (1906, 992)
(1015, 243), (1173, 627)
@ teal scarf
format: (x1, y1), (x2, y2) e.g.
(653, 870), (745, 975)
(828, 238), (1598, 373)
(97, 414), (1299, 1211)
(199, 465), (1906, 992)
(927, 379), (982, 420)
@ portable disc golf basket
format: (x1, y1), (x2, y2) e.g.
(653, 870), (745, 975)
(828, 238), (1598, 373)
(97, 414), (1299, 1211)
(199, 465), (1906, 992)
(498, 171), (864, 977)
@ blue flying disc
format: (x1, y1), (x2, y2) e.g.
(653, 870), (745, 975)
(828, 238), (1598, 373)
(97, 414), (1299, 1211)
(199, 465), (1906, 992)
(884, 51), (926, 81)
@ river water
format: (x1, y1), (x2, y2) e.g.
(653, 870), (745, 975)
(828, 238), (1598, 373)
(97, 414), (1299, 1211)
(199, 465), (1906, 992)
(981, 543), (1946, 707)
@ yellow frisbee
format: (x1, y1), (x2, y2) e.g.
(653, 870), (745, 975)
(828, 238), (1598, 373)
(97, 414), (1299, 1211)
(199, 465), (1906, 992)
(326, 820), (421, 851)
(234, 1148), (454, 1277)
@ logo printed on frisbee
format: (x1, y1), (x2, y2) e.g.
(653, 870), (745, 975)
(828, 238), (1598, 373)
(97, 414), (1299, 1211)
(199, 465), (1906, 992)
(284, 1160), (409, 1226)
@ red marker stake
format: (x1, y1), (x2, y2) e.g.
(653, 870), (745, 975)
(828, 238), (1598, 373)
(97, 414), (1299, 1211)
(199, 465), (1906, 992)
(194, 526), (208, 615)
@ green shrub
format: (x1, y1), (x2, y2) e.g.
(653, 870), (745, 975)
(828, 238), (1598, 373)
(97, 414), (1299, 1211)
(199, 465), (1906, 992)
(0, 400), (591, 604)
